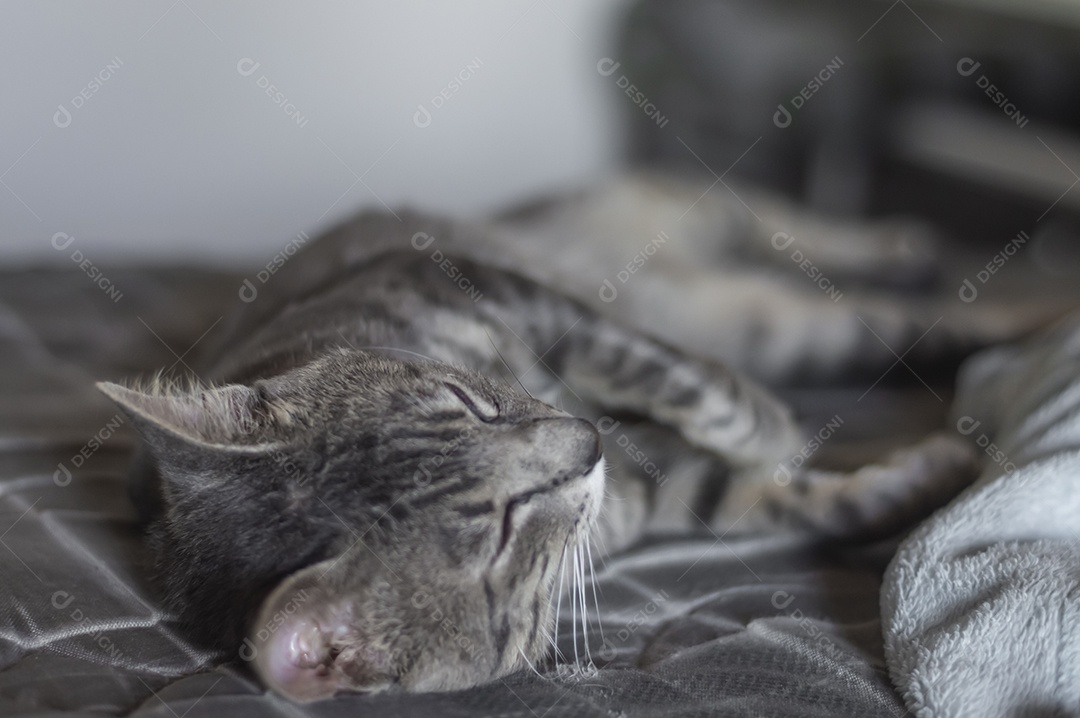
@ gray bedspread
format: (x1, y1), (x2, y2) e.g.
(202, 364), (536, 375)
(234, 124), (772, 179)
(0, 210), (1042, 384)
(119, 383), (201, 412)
(0, 267), (930, 717)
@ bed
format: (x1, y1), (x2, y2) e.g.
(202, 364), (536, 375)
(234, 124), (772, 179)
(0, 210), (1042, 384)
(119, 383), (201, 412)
(0, 266), (929, 717)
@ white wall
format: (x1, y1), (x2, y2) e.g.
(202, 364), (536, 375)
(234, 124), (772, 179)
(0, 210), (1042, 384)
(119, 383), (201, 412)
(0, 0), (630, 266)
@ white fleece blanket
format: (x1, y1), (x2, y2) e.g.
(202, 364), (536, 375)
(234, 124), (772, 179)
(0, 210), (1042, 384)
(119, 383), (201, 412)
(883, 314), (1080, 717)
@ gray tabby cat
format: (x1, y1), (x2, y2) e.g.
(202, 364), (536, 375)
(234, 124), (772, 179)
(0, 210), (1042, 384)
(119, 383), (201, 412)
(99, 174), (990, 702)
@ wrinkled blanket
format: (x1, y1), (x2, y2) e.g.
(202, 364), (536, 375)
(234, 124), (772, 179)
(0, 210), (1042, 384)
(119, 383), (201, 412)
(883, 313), (1080, 717)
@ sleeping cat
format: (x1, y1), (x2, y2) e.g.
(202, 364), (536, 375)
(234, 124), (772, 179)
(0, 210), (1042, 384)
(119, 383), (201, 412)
(99, 174), (993, 701)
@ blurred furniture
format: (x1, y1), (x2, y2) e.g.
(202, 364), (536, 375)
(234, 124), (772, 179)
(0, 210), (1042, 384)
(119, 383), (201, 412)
(617, 0), (1080, 273)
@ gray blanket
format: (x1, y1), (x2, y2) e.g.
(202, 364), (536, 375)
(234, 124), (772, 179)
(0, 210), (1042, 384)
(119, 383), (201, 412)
(883, 314), (1080, 717)
(0, 268), (910, 717)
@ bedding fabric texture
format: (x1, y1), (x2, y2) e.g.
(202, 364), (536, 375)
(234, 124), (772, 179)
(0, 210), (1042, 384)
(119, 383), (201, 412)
(883, 312), (1080, 717)
(0, 268), (916, 717)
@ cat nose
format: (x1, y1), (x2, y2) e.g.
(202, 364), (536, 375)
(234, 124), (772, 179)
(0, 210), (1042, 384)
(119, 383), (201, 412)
(569, 417), (603, 467)
(524, 416), (602, 471)
(519, 416), (602, 467)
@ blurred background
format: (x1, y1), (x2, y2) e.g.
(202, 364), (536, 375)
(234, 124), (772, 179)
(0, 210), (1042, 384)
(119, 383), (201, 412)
(0, 0), (628, 265)
(3, 0), (1080, 272)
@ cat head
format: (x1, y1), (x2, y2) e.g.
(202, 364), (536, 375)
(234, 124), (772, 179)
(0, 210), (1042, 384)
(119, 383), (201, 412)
(98, 348), (604, 701)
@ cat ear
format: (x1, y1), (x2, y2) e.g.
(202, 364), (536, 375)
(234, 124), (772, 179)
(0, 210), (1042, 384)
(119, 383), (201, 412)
(249, 560), (396, 701)
(96, 381), (280, 450)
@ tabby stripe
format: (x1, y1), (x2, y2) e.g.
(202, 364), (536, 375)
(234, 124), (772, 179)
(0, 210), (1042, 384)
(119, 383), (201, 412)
(484, 579), (498, 629)
(409, 475), (481, 508)
(495, 614), (511, 669)
(379, 450), (467, 473)
(484, 579), (511, 669)
(604, 344), (632, 378)
(623, 358), (667, 392)
(389, 427), (469, 443)
(525, 593), (543, 654)
(456, 500), (495, 518)
(422, 410), (469, 424)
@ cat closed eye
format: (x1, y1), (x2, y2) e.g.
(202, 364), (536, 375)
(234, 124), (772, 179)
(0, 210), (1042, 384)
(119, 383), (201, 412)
(443, 382), (499, 422)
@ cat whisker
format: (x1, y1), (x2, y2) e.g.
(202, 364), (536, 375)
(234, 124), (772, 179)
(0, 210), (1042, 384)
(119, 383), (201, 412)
(600, 486), (621, 499)
(578, 542), (592, 668)
(576, 543), (585, 667)
(586, 537), (605, 645)
(587, 520), (610, 572)
(552, 544), (568, 663)
(517, 645), (546, 681)
(547, 629), (561, 654)
(569, 542), (589, 670)
(484, 328), (535, 399)
(570, 542), (580, 669)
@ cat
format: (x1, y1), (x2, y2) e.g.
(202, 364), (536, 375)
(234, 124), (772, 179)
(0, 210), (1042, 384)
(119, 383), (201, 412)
(99, 173), (997, 701)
